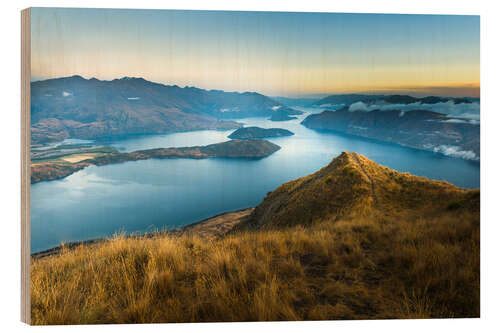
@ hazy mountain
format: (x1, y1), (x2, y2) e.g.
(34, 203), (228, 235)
(31, 76), (301, 145)
(272, 96), (320, 107)
(312, 94), (386, 107)
(301, 107), (479, 160)
(312, 94), (478, 107)
(269, 109), (299, 121)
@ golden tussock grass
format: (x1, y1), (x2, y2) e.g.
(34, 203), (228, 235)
(31, 152), (479, 324)
(31, 208), (479, 324)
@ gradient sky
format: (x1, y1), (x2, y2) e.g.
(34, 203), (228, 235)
(30, 8), (480, 97)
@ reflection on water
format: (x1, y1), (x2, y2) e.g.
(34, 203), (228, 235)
(31, 113), (479, 253)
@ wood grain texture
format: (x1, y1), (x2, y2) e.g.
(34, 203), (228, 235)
(21, 7), (31, 325)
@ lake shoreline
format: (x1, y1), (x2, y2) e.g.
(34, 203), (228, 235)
(305, 127), (481, 164)
(30, 115), (480, 254)
(31, 207), (254, 259)
(30, 139), (281, 184)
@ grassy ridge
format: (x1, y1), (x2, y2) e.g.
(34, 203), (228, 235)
(30, 152), (479, 324)
(31, 210), (479, 323)
(239, 152), (475, 230)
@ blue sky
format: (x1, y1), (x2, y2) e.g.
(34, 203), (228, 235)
(31, 8), (480, 97)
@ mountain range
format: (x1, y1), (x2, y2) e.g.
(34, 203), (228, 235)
(31, 76), (301, 145)
(312, 94), (479, 107)
(31, 77), (480, 161)
(272, 96), (320, 107)
(301, 107), (479, 160)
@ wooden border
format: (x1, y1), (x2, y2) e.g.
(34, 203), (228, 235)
(21, 7), (31, 325)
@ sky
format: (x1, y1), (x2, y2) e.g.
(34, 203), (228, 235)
(30, 8), (480, 97)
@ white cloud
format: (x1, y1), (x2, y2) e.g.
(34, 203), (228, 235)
(320, 103), (346, 109)
(62, 91), (72, 97)
(348, 125), (367, 130)
(432, 145), (478, 161)
(346, 100), (480, 122)
(220, 107), (240, 112)
(379, 100), (480, 120)
(441, 119), (468, 124)
(127, 97), (140, 100)
(457, 112), (480, 120)
(348, 101), (377, 112)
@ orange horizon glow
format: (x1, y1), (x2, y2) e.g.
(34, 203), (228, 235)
(30, 8), (480, 98)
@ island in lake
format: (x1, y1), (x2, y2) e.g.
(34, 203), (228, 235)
(31, 139), (281, 183)
(228, 126), (294, 139)
(269, 110), (298, 122)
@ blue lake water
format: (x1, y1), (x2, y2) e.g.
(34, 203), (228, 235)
(30, 113), (480, 253)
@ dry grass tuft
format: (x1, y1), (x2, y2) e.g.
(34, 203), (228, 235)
(31, 152), (479, 324)
(31, 208), (479, 324)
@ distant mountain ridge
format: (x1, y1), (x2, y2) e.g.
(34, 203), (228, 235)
(272, 96), (320, 107)
(31, 76), (301, 145)
(312, 94), (479, 107)
(301, 107), (479, 160)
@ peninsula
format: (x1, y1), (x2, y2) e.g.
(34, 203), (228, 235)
(31, 139), (281, 183)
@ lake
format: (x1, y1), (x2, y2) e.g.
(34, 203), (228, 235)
(30, 113), (480, 253)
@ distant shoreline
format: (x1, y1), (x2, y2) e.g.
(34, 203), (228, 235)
(30, 139), (281, 184)
(31, 207), (254, 259)
(30, 126), (241, 150)
(305, 126), (481, 164)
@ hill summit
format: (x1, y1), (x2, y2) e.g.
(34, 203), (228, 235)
(240, 151), (478, 230)
(30, 152), (479, 323)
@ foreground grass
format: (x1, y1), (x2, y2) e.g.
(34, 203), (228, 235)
(31, 208), (479, 324)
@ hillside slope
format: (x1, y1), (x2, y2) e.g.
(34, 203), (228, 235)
(31, 152), (479, 324)
(239, 151), (478, 230)
(31, 76), (301, 145)
(301, 109), (479, 160)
